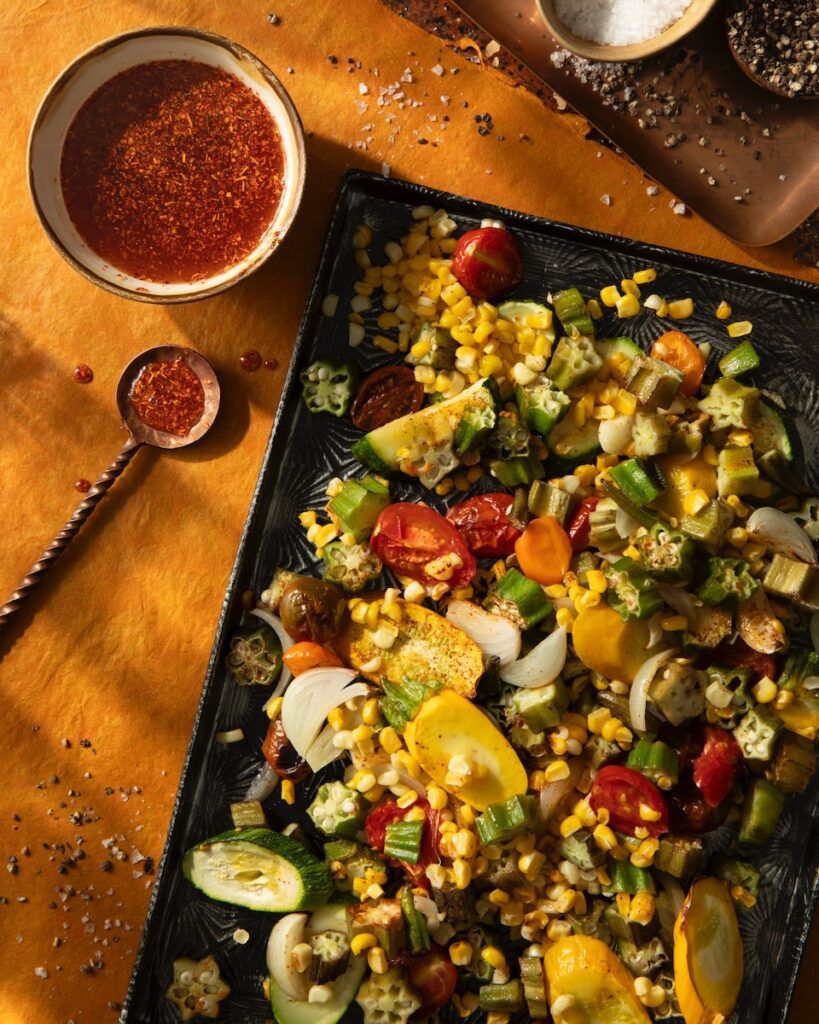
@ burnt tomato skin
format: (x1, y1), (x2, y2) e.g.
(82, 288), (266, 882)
(350, 366), (424, 431)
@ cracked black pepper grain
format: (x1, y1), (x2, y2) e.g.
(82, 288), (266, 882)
(728, 0), (818, 98)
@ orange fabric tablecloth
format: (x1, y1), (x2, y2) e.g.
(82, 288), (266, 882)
(0, 2), (816, 1022)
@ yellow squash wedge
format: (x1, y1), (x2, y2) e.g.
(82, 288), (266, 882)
(334, 594), (483, 698)
(653, 454), (717, 520)
(544, 935), (650, 1023)
(572, 604), (652, 684)
(404, 690), (527, 811)
(673, 877), (743, 1024)
(773, 699), (819, 741)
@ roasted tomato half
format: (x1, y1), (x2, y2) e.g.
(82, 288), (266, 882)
(371, 502), (476, 589)
(350, 366), (424, 431)
(446, 492), (523, 558)
(589, 765), (669, 837)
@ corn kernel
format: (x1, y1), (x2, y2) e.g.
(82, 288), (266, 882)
(266, 696), (283, 721)
(725, 494), (750, 516)
(587, 298), (603, 320)
(449, 941), (473, 967)
(299, 510), (318, 528)
(556, 608), (575, 631)
(683, 489), (710, 516)
(593, 824), (618, 851)
(328, 707), (348, 732)
(621, 279), (641, 298)
(488, 888), (509, 906)
(600, 285), (621, 307)
(585, 569), (608, 594)
(616, 893), (632, 915)
(727, 526), (749, 548)
(351, 933), (377, 956)
(545, 760), (571, 783)
(379, 726), (402, 754)
(459, 804), (476, 826)
(453, 858), (472, 889)
(629, 892), (655, 925)
(715, 300), (732, 320)
(545, 584), (567, 599)
(559, 815), (582, 839)
(633, 268), (657, 284)
(367, 947), (388, 974)
(633, 977), (652, 998)
(601, 717), (623, 742)
(426, 784), (448, 811)
(281, 779), (296, 805)
(587, 707), (612, 734)
(480, 947), (507, 971)
(574, 463), (597, 487)
(728, 320), (753, 338)
(479, 354), (504, 377)
(638, 803), (662, 822)
(753, 677), (778, 703)
(616, 293), (641, 318)
(486, 1013), (511, 1024)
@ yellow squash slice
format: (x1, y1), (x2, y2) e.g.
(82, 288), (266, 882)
(572, 604), (652, 684)
(404, 690), (527, 811)
(544, 935), (650, 1023)
(673, 877), (743, 1024)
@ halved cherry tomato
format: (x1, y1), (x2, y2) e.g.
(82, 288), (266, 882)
(515, 515), (573, 585)
(451, 226), (523, 300)
(371, 503), (476, 589)
(403, 947), (458, 1011)
(365, 799), (440, 886)
(446, 492), (522, 558)
(711, 638), (777, 683)
(262, 718), (309, 781)
(692, 726), (743, 807)
(589, 765), (669, 837)
(282, 641), (344, 676)
(566, 496), (600, 552)
(650, 330), (705, 397)
(350, 366), (424, 431)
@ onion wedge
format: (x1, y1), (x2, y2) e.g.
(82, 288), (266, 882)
(501, 627), (567, 689)
(446, 600), (521, 667)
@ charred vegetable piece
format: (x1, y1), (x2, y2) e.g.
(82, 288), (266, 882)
(309, 929), (351, 983)
(558, 828), (605, 870)
(739, 778), (785, 845)
(379, 678), (442, 732)
(608, 860), (655, 894)
(763, 554), (819, 608)
(356, 967), (421, 1024)
(489, 453), (544, 487)
(226, 624), (282, 686)
(632, 412), (671, 457)
(649, 662), (707, 726)
(230, 800), (268, 830)
(588, 497), (622, 552)
(669, 417), (705, 456)
(329, 477), (390, 541)
(479, 980), (524, 1013)
(636, 523), (696, 584)
(697, 557), (758, 608)
(698, 377), (759, 429)
(719, 340), (760, 378)
(489, 407), (532, 460)
(400, 886), (431, 953)
(383, 820), (424, 864)
(527, 479), (572, 523)
(431, 886), (476, 931)
(301, 360), (359, 417)
(405, 323), (456, 369)
(717, 446), (759, 497)
(508, 678), (569, 732)
(626, 355), (683, 410)
(626, 737), (680, 787)
(166, 955), (230, 1021)
(278, 578), (348, 645)
(733, 706), (782, 761)
(766, 731), (816, 793)
(475, 794), (539, 845)
(679, 499), (735, 552)
(322, 541), (382, 593)
(655, 835), (703, 878)
(308, 781), (367, 840)
(348, 900), (406, 959)
(603, 903), (658, 946)
(609, 458), (666, 507)
(605, 558), (664, 621)
(617, 936), (669, 978)
(712, 855), (761, 908)
(553, 287), (596, 339)
(682, 604), (733, 653)
(516, 375), (571, 436)
(519, 956), (548, 1017)
(483, 567), (552, 628)
(545, 334), (602, 391)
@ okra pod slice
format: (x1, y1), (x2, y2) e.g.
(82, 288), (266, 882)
(484, 567), (552, 628)
(632, 411), (671, 457)
(588, 497), (624, 552)
(308, 781), (367, 840)
(508, 678), (570, 731)
(697, 557), (758, 608)
(519, 957), (548, 1017)
(545, 334), (602, 391)
(607, 860), (655, 894)
(300, 359), (360, 416)
(516, 376), (571, 436)
(717, 445), (759, 497)
(739, 778), (785, 845)
(609, 458), (666, 507)
(309, 930), (351, 983)
(323, 541), (382, 593)
(733, 706), (782, 762)
(475, 794), (539, 845)
(323, 839), (358, 862)
(719, 340), (760, 378)
(626, 355), (683, 410)
(697, 377), (760, 430)
(655, 835), (702, 878)
(679, 499), (735, 552)
(553, 287), (596, 339)
(479, 980), (524, 1013)
(528, 480), (571, 523)
(489, 453), (544, 487)
(329, 476), (390, 541)
(401, 886), (431, 953)
(455, 403), (495, 455)
(226, 624), (283, 687)
(766, 732), (816, 794)
(763, 554), (819, 609)
(605, 558), (664, 621)
(383, 819), (424, 864)
(778, 649), (819, 691)
(626, 737), (680, 786)
(600, 478), (658, 529)
(636, 522), (696, 583)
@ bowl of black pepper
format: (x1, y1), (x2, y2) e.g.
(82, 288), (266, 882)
(727, 0), (819, 100)
(28, 27), (307, 302)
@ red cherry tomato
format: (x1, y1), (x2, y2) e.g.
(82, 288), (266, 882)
(371, 503), (476, 589)
(365, 800), (440, 886)
(589, 765), (669, 837)
(451, 226), (523, 300)
(350, 366), (424, 431)
(567, 496), (600, 552)
(403, 947), (458, 1011)
(692, 727), (743, 807)
(445, 492), (523, 558)
(711, 639), (777, 683)
(364, 800), (406, 850)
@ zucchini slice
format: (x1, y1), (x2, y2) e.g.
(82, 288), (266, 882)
(751, 396), (800, 463)
(183, 828), (332, 912)
(351, 377), (497, 487)
(597, 336), (643, 363)
(544, 414), (601, 475)
(498, 300), (556, 341)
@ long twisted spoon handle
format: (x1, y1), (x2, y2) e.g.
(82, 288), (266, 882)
(0, 437), (144, 628)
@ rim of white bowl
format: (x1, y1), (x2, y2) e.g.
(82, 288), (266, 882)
(28, 25), (307, 304)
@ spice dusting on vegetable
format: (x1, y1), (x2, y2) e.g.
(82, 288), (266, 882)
(60, 60), (285, 282)
(130, 356), (205, 437)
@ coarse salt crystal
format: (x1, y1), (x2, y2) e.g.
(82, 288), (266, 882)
(358, 83), (369, 95)
(600, 194), (612, 206)
(646, 185), (659, 196)
(431, 63), (445, 76)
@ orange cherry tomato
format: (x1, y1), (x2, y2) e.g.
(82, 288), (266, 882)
(650, 330), (705, 396)
(283, 641), (344, 675)
(514, 515), (572, 586)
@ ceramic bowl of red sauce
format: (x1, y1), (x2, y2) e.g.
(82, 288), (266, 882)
(28, 27), (306, 302)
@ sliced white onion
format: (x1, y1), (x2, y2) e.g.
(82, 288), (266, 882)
(250, 607), (296, 699)
(803, 675), (819, 692)
(267, 913), (310, 1001)
(812, 611), (819, 652)
(501, 628), (567, 688)
(599, 415), (634, 455)
(615, 506), (640, 539)
(630, 648), (677, 734)
(413, 894), (444, 933)
(539, 757), (584, 822)
(446, 600), (521, 667)
(657, 583), (697, 621)
(282, 667), (369, 760)
(647, 612), (665, 650)
(215, 727), (245, 744)
(244, 761), (279, 802)
(304, 724), (345, 773)
(560, 475), (581, 495)
(746, 507), (816, 564)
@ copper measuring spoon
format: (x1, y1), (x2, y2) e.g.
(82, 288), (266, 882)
(0, 345), (220, 628)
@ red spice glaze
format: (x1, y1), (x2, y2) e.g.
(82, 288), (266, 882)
(60, 61), (285, 283)
(129, 356), (205, 437)
(74, 479), (92, 493)
(73, 365), (94, 384)
(240, 350), (262, 372)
